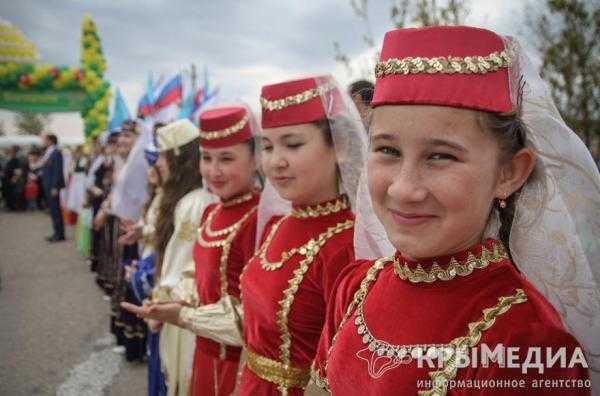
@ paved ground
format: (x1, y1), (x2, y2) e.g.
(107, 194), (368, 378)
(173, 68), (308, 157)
(0, 210), (146, 396)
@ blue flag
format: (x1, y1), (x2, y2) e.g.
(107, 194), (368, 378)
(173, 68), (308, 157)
(109, 88), (131, 131)
(178, 89), (195, 120)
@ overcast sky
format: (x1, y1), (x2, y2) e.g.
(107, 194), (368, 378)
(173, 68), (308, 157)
(0, 0), (538, 140)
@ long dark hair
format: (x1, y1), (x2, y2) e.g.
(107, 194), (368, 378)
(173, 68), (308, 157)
(142, 165), (163, 220)
(154, 138), (202, 277)
(477, 110), (531, 255)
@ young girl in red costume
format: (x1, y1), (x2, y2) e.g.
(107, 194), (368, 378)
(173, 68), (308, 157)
(312, 26), (598, 395)
(237, 75), (367, 396)
(124, 106), (261, 396)
(185, 106), (261, 395)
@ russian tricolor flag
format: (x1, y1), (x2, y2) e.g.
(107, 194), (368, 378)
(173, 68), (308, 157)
(153, 74), (183, 110)
(137, 93), (153, 117)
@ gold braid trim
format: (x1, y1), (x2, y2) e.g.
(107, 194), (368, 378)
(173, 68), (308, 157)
(259, 211), (352, 271)
(291, 195), (349, 219)
(419, 289), (527, 396)
(375, 50), (511, 78)
(310, 362), (331, 393)
(200, 114), (249, 140)
(246, 349), (311, 389)
(204, 201), (256, 238)
(222, 191), (254, 208)
(318, 258), (390, 391)
(275, 219), (354, 394)
(198, 205), (258, 296)
(319, 257), (527, 396)
(260, 82), (334, 111)
(393, 242), (507, 283)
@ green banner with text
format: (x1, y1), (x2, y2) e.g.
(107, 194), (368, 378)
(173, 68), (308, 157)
(0, 89), (86, 112)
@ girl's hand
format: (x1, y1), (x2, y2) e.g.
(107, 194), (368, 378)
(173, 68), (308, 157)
(119, 219), (136, 233)
(121, 301), (183, 327)
(118, 228), (141, 246)
(147, 319), (163, 332)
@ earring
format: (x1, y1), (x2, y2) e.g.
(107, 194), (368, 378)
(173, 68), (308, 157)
(499, 198), (507, 209)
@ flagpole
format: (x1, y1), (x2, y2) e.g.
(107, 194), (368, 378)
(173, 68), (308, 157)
(191, 63), (197, 95)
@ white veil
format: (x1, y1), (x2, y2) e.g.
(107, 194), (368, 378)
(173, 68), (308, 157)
(255, 75), (368, 244)
(505, 38), (600, 389)
(111, 119), (152, 221)
(353, 37), (600, 389)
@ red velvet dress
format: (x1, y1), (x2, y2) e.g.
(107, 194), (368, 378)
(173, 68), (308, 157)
(239, 195), (355, 395)
(313, 238), (591, 395)
(190, 192), (259, 396)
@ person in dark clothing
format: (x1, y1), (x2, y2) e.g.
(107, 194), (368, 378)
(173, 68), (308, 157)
(1, 146), (24, 211)
(41, 134), (66, 242)
(88, 134), (118, 275)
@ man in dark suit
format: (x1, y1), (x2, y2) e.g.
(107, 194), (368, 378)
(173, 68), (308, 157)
(41, 133), (66, 242)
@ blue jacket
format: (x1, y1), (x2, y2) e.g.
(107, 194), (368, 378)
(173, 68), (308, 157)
(41, 147), (65, 193)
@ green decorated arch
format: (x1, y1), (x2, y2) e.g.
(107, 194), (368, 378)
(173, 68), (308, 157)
(0, 15), (110, 139)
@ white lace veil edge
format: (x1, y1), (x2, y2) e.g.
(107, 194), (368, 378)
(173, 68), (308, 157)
(503, 37), (600, 387)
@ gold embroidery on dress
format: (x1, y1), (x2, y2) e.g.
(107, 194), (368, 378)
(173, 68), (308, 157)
(290, 195), (349, 219)
(310, 362), (331, 392)
(198, 205), (258, 296)
(151, 285), (173, 303)
(393, 242), (507, 283)
(274, 219), (354, 395)
(318, 257), (527, 396)
(222, 191), (254, 208)
(177, 221), (196, 242)
(318, 257), (390, 390)
(200, 114), (249, 140)
(375, 50), (511, 78)
(246, 349), (311, 389)
(419, 289), (527, 396)
(258, 218), (353, 271)
(204, 200), (256, 238)
(260, 82), (335, 111)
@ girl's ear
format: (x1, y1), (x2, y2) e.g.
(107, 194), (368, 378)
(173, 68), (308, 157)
(495, 147), (536, 199)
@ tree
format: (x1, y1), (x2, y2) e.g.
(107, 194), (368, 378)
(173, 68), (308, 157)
(533, 0), (600, 161)
(335, 0), (470, 78)
(390, 0), (469, 28)
(14, 112), (50, 135)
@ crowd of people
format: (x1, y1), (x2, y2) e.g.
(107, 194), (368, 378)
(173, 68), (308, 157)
(1, 145), (46, 212)
(4, 25), (599, 396)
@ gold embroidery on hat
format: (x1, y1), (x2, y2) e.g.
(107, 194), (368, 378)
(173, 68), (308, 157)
(375, 50), (511, 78)
(260, 82), (334, 111)
(200, 114), (249, 140)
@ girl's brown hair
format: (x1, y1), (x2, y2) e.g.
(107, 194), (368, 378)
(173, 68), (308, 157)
(154, 138), (202, 277)
(478, 110), (529, 254)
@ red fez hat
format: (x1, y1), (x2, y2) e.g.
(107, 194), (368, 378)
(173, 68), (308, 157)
(372, 26), (512, 113)
(260, 75), (343, 129)
(199, 106), (253, 149)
